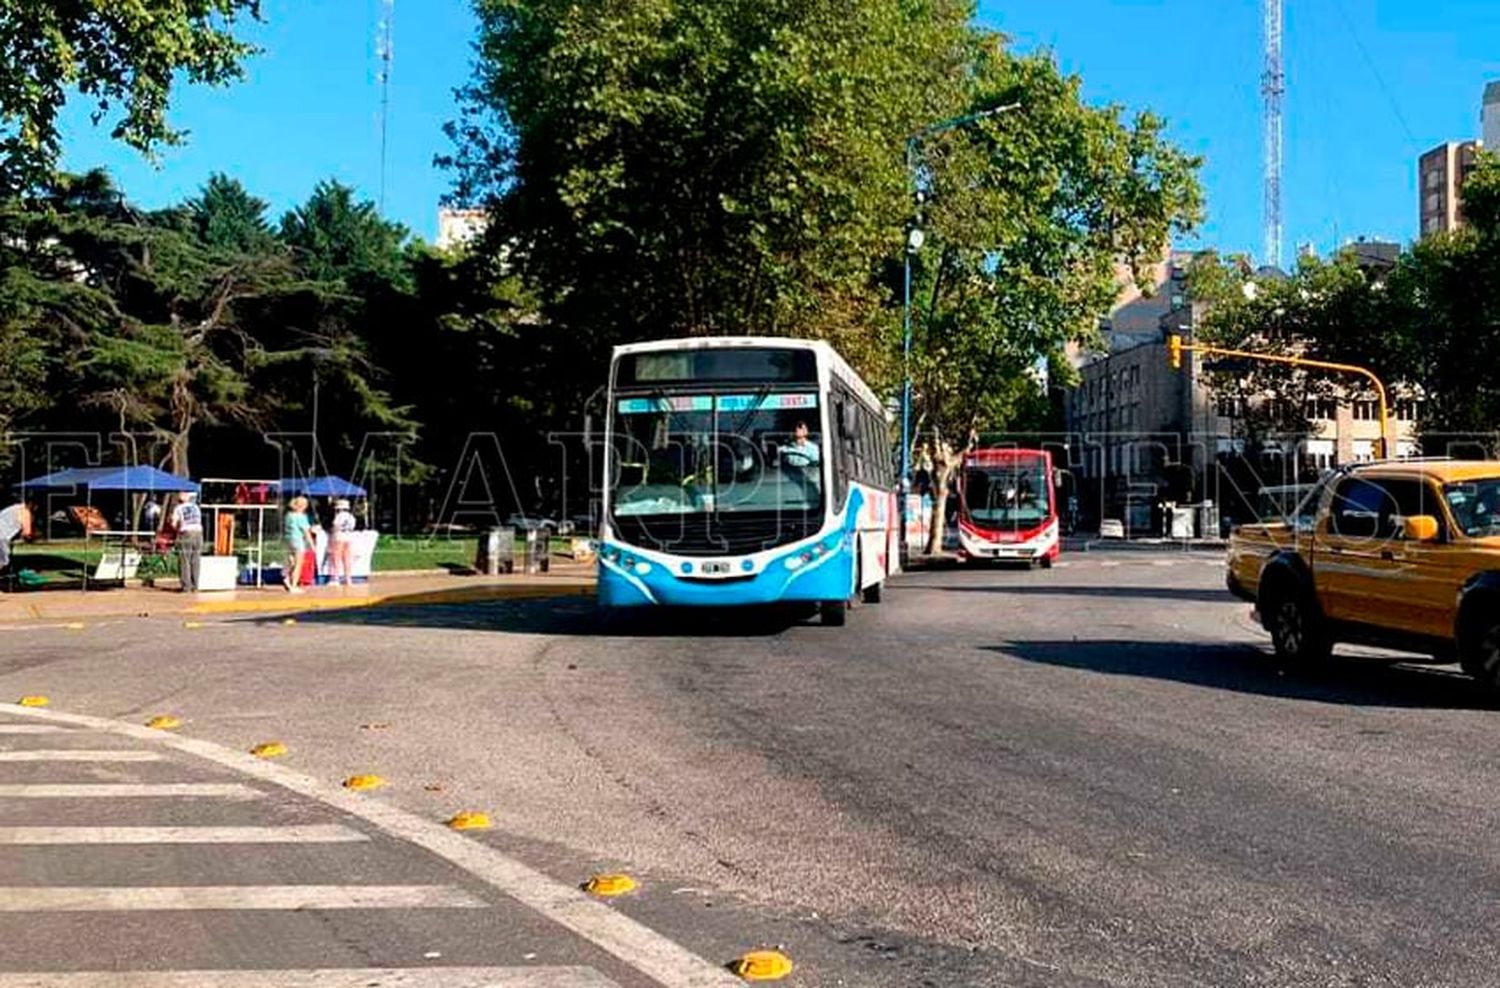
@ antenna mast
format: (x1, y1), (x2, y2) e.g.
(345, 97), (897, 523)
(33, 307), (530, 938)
(1262, 0), (1284, 268)
(377, 0), (395, 215)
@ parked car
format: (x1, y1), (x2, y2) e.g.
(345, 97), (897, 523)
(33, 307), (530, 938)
(1227, 460), (1500, 689)
(506, 514), (557, 534)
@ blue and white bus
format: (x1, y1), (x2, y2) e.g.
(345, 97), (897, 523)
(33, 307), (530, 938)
(598, 337), (900, 625)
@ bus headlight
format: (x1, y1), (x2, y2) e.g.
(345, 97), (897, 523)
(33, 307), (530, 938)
(634, 561), (651, 576)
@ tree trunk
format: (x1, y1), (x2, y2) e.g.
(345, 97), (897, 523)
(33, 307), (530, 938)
(924, 439), (966, 556)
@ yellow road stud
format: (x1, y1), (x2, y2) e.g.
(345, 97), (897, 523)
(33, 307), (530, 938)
(145, 715), (182, 730)
(734, 950), (793, 981)
(182, 621), (203, 629)
(343, 774), (386, 791)
(282, 618), (298, 626)
(250, 741), (288, 758)
(64, 623), (85, 630)
(17, 695), (48, 708)
(584, 873), (637, 897)
(446, 811), (492, 831)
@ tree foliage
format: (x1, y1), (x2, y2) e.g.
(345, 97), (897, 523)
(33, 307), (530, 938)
(280, 180), (411, 290)
(446, 0), (1203, 548)
(0, 170), (419, 478)
(0, 0), (263, 194)
(1194, 154), (1500, 456)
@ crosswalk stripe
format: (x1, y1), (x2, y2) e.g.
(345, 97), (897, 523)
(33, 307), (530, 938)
(0, 825), (368, 845)
(0, 783), (261, 799)
(0, 885), (488, 911)
(0, 969), (621, 987)
(0, 750), (162, 762)
(0, 725), (71, 734)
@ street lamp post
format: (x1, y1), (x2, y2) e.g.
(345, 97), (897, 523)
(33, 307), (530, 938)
(899, 103), (1021, 556)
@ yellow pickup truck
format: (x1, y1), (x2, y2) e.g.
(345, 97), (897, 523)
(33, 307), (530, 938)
(1227, 460), (1500, 689)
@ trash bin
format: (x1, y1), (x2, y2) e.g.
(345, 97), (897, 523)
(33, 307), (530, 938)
(1196, 501), (1220, 540)
(475, 527), (514, 576)
(522, 527), (550, 574)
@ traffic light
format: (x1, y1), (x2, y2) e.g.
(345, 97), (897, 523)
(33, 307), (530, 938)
(1168, 334), (1184, 370)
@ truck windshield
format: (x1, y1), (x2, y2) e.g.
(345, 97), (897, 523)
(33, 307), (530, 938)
(1444, 479), (1500, 537)
(610, 392), (823, 517)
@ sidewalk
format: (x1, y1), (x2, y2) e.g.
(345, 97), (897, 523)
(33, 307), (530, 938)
(0, 563), (597, 625)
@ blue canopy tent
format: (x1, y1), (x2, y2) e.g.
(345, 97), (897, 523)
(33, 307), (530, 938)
(20, 466), (199, 493)
(278, 476), (367, 498)
(16, 467), (198, 586)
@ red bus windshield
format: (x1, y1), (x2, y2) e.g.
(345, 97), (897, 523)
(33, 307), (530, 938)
(960, 451), (1054, 531)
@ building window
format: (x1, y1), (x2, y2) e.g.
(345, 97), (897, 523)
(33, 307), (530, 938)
(1216, 396), (1243, 419)
(1352, 400), (1379, 421)
(1394, 399), (1420, 422)
(1304, 399), (1337, 421)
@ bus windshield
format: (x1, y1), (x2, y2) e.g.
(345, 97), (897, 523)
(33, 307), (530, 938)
(961, 455), (1052, 530)
(610, 392), (824, 517)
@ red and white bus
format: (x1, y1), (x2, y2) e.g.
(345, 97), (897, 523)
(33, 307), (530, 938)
(955, 447), (1060, 568)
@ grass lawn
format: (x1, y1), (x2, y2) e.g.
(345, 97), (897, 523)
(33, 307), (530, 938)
(371, 536), (574, 572)
(10, 535), (579, 583)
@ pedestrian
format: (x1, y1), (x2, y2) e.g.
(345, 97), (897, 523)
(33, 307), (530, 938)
(0, 496), (35, 583)
(169, 491), (204, 594)
(328, 498), (357, 587)
(283, 495), (314, 594)
(142, 496), (163, 534)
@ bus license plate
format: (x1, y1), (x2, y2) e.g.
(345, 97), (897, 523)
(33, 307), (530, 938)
(701, 561), (731, 575)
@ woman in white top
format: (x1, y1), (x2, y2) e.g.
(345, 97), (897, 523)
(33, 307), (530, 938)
(328, 498), (358, 586)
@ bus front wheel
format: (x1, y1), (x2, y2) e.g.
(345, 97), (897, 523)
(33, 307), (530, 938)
(820, 600), (848, 626)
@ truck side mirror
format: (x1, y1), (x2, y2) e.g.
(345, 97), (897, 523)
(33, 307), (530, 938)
(1400, 515), (1440, 542)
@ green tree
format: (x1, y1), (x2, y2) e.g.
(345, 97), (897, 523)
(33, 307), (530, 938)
(185, 172), (275, 253)
(280, 180), (410, 288)
(907, 48), (1202, 550)
(447, 0), (1202, 550)
(446, 0), (972, 360)
(1193, 154), (1500, 458)
(0, 170), (417, 478)
(0, 0), (263, 193)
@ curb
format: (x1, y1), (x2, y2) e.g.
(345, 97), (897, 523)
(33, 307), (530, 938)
(188, 582), (596, 615)
(0, 582), (596, 625)
(1066, 539), (1228, 553)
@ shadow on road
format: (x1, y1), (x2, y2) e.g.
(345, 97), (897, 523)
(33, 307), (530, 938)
(900, 583), (1232, 604)
(262, 596), (813, 638)
(990, 639), (1496, 710)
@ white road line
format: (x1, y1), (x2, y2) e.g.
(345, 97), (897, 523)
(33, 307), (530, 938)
(1151, 560), (1176, 567)
(0, 750), (162, 762)
(0, 725), (71, 734)
(0, 885), (488, 911)
(0, 703), (742, 988)
(0, 969), (621, 988)
(0, 783), (261, 799)
(0, 825), (368, 845)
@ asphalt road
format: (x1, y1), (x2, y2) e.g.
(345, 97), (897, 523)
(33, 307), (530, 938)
(2, 550), (1499, 987)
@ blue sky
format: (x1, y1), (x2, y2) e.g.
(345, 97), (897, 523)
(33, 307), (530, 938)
(59, 0), (1500, 260)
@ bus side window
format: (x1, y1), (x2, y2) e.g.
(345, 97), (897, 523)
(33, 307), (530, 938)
(831, 397), (850, 507)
